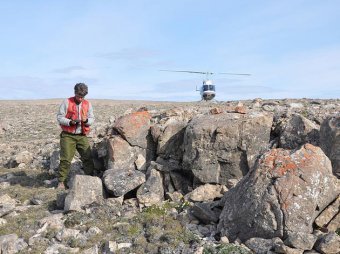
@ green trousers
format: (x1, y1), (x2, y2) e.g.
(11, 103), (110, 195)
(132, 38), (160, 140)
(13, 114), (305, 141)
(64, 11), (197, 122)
(58, 131), (94, 183)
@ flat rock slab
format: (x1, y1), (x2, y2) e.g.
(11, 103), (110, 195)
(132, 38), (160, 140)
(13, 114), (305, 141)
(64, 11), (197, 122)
(103, 169), (145, 197)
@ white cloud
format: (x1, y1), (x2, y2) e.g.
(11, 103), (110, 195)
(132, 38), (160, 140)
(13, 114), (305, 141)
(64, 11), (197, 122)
(52, 66), (86, 74)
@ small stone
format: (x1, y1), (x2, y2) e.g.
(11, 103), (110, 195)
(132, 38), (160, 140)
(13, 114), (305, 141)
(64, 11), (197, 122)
(0, 218), (7, 225)
(210, 107), (223, 114)
(0, 182), (10, 189)
(220, 236), (229, 243)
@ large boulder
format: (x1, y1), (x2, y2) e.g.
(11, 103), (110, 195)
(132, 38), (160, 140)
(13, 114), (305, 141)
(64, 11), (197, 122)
(276, 113), (320, 149)
(218, 144), (339, 242)
(183, 112), (273, 184)
(64, 175), (104, 212)
(320, 116), (340, 177)
(113, 110), (152, 149)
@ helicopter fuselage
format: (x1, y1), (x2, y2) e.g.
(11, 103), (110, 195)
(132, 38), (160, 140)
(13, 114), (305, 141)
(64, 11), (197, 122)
(201, 80), (216, 100)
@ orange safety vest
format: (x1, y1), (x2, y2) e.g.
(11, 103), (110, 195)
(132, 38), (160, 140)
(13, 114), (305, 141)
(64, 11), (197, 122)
(60, 97), (90, 135)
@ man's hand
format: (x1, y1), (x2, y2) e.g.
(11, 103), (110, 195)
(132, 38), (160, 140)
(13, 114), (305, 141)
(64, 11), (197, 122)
(69, 119), (81, 126)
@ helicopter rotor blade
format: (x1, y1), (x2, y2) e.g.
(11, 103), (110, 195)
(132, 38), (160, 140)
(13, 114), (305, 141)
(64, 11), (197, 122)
(159, 70), (214, 75)
(218, 72), (251, 76)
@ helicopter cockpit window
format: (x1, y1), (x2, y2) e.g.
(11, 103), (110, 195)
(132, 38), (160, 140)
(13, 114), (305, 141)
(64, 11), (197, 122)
(203, 85), (215, 91)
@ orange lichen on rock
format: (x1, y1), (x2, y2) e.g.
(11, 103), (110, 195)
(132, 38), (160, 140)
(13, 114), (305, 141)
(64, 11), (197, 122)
(114, 110), (151, 132)
(126, 111), (151, 129)
(261, 149), (298, 177)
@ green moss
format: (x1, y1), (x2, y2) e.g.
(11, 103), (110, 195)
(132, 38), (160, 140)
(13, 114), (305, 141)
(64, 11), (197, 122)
(127, 223), (143, 236)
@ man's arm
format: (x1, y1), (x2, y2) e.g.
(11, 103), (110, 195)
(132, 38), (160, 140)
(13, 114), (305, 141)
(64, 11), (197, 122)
(57, 99), (72, 126)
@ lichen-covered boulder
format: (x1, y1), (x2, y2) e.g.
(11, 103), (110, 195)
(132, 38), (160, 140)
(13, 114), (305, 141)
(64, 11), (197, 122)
(183, 112), (273, 184)
(113, 110), (152, 149)
(218, 144), (340, 242)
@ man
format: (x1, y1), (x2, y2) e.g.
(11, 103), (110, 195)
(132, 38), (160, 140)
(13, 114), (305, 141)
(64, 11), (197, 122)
(56, 83), (95, 189)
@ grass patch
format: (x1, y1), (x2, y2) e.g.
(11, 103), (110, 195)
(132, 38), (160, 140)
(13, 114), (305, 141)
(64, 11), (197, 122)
(203, 243), (252, 254)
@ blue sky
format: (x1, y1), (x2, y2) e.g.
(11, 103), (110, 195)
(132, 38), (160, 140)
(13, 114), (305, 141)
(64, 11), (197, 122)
(0, 0), (339, 101)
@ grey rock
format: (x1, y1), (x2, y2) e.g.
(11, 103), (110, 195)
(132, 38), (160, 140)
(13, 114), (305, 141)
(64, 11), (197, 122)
(137, 168), (164, 206)
(0, 182), (10, 189)
(218, 144), (339, 242)
(276, 113), (320, 149)
(314, 232), (340, 254)
(157, 119), (188, 160)
(38, 213), (64, 231)
(284, 231), (317, 250)
(170, 171), (192, 194)
(44, 243), (79, 254)
(244, 237), (283, 254)
(189, 202), (219, 224)
(135, 153), (146, 170)
(85, 226), (102, 238)
(320, 116), (340, 177)
(49, 150), (60, 171)
(274, 243), (304, 254)
(103, 240), (132, 253)
(106, 135), (146, 170)
(56, 192), (67, 209)
(55, 228), (80, 241)
(64, 175), (104, 211)
(155, 157), (182, 171)
(0, 218), (7, 225)
(14, 150), (34, 165)
(185, 184), (227, 202)
(105, 196), (124, 207)
(183, 112), (272, 184)
(0, 234), (18, 254)
(0, 194), (16, 217)
(81, 245), (99, 254)
(315, 196), (339, 228)
(163, 172), (176, 193)
(165, 191), (184, 203)
(103, 168), (145, 197)
(326, 212), (340, 232)
(28, 235), (49, 247)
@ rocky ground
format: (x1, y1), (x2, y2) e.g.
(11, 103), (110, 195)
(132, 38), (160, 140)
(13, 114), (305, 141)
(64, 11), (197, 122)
(0, 98), (339, 254)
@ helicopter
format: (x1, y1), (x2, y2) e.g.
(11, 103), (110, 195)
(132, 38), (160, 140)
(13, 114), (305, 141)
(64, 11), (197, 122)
(159, 70), (251, 101)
